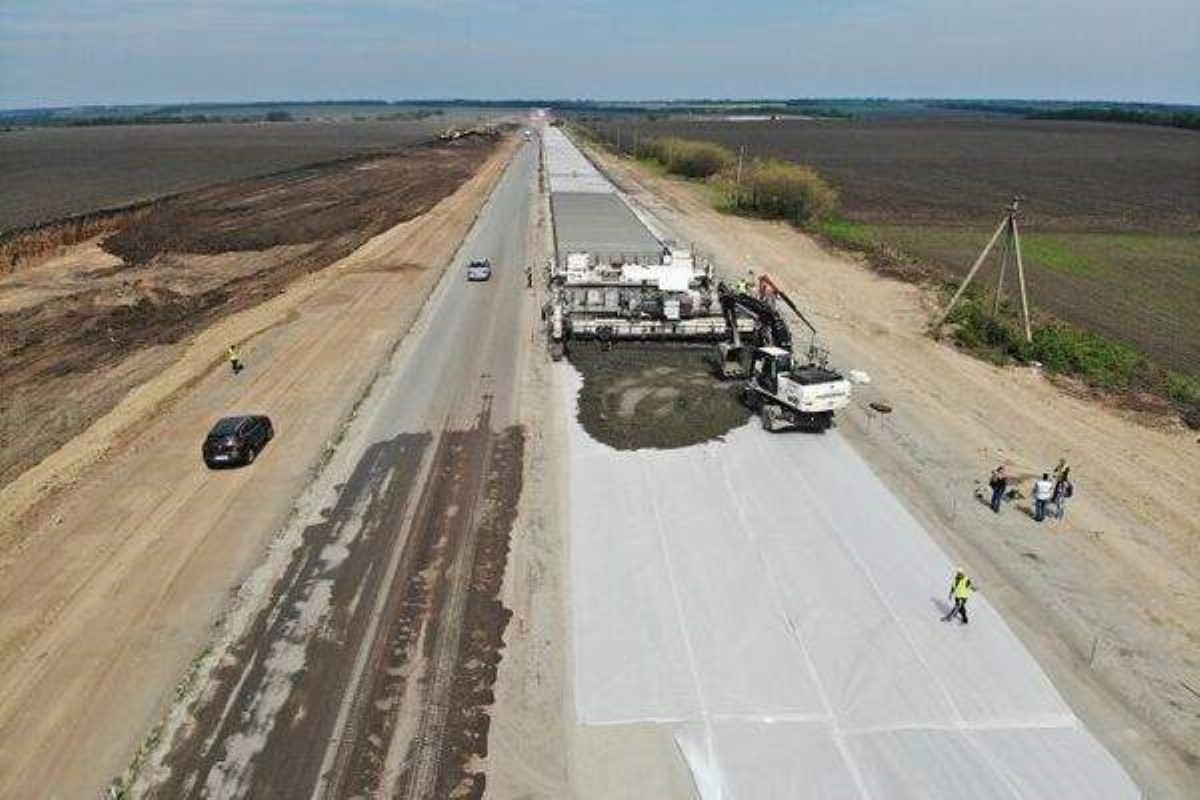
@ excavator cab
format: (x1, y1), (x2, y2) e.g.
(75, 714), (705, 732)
(751, 346), (791, 394)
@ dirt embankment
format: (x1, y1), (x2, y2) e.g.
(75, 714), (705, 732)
(0, 134), (499, 488)
(568, 342), (750, 450)
(0, 208), (148, 269)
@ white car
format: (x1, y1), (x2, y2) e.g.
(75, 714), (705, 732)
(466, 259), (492, 281)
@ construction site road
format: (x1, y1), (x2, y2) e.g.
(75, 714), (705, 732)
(0, 136), (524, 795)
(131, 138), (540, 796)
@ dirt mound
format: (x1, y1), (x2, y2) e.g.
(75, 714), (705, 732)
(569, 343), (751, 450)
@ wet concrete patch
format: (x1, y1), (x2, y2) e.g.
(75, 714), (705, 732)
(569, 342), (751, 450)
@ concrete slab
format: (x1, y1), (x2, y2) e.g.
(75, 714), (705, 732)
(560, 365), (1138, 799)
(551, 192), (662, 265)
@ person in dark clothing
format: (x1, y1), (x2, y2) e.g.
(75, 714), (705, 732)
(1052, 469), (1074, 520)
(525, 265), (533, 288)
(941, 571), (974, 624)
(988, 465), (1008, 513)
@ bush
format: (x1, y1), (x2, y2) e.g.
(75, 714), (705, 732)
(1028, 323), (1150, 391)
(947, 298), (1028, 363)
(948, 297), (1156, 391)
(635, 136), (733, 178)
(945, 296), (1200, 427)
(622, 133), (837, 224)
(738, 159), (838, 224)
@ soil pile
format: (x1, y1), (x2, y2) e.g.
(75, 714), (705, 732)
(569, 343), (751, 450)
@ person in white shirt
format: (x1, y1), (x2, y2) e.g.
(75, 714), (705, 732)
(1033, 473), (1055, 522)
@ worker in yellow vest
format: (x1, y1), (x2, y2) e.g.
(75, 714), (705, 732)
(941, 571), (974, 624)
(227, 344), (244, 375)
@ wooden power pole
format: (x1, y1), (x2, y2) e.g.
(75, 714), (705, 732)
(936, 197), (1032, 342)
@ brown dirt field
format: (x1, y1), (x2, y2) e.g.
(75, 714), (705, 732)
(583, 141), (1200, 795)
(0, 134), (499, 488)
(0, 118), (467, 233)
(588, 117), (1200, 231)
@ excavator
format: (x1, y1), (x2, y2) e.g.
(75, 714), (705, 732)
(715, 275), (851, 432)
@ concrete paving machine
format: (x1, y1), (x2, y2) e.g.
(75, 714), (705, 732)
(545, 247), (754, 359)
(715, 277), (851, 432)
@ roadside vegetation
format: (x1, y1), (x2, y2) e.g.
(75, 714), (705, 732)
(581, 122), (1200, 428)
(629, 134), (837, 224)
(633, 136), (732, 178)
(815, 219), (1200, 427)
(948, 295), (1199, 422)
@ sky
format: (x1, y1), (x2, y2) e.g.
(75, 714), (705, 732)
(1, 0), (1198, 109)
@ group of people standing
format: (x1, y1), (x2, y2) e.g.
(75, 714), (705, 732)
(946, 460), (1077, 627)
(988, 460), (1074, 522)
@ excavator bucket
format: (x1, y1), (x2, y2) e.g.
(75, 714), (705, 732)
(715, 342), (747, 379)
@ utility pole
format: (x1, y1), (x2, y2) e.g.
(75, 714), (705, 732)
(936, 197), (1032, 342)
(1012, 208), (1032, 342)
(992, 227), (1010, 314)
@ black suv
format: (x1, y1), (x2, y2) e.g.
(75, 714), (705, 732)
(203, 415), (274, 468)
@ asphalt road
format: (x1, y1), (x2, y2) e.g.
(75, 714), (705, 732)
(144, 139), (538, 798)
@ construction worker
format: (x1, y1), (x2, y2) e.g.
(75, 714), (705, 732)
(941, 571), (974, 624)
(227, 344), (243, 375)
(988, 465), (1008, 513)
(1052, 468), (1074, 520)
(1032, 472), (1055, 522)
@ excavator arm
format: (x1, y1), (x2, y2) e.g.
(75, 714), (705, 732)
(717, 283), (792, 351)
(758, 274), (818, 340)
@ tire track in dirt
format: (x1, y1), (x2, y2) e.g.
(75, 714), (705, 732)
(148, 431), (432, 797)
(147, 405), (525, 798)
